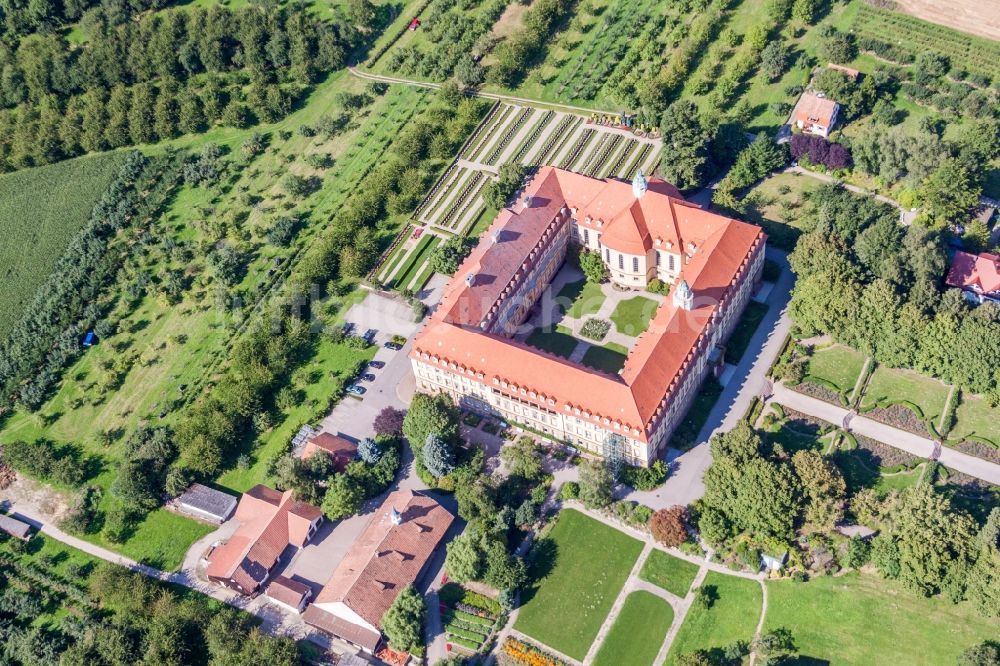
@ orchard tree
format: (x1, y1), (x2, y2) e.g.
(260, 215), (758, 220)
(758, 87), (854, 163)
(760, 41), (789, 80)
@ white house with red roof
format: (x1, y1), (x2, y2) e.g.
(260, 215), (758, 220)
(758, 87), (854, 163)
(946, 250), (1000, 304)
(793, 92), (840, 138)
(409, 166), (765, 466)
(205, 485), (323, 595)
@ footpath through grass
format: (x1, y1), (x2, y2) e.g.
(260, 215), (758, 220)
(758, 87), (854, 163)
(0, 152), (126, 338)
(515, 509), (644, 660)
(764, 573), (1000, 665)
(666, 571), (763, 664)
(639, 549), (700, 598)
(592, 591), (673, 666)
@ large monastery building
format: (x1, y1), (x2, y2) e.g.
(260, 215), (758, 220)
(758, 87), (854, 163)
(410, 166), (766, 466)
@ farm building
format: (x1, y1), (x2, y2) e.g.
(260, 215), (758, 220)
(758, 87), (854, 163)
(176, 483), (238, 523)
(0, 514), (32, 540)
(792, 93), (840, 138)
(300, 432), (357, 472)
(303, 490), (454, 653)
(265, 575), (313, 613)
(205, 485), (323, 596)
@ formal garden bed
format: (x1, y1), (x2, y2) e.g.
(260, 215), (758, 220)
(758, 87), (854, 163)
(439, 583), (505, 655)
(951, 440), (1000, 465)
(761, 404), (833, 454)
(789, 378), (845, 407)
(558, 279), (606, 318)
(580, 343), (628, 374)
(500, 637), (570, 666)
(610, 295), (659, 336)
(579, 318), (610, 341)
(861, 402), (933, 438)
(860, 366), (949, 430)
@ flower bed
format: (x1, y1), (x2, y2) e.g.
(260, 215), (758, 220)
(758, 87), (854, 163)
(585, 133), (623, 177)
(500, 638), (570, 666)
(863, 402), (931, 438)
(853, 434), (922, 471)
(437, 171), (485, 230)
(782, 406), (835, 433)
(792, 377), (845, 406)
(468, 104), (515, 161)
(623, 143), (652, 179)
(511, 110), (556, 164)
(534, 115), (579, 166)
(579, 318), (610, 341)
(558, 129), (595, 169)
(439, 582), (503, 614)
(952, 439), (1000, 465)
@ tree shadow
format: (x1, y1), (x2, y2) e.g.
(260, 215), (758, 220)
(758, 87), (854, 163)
(519, 538), (559, 606)
(830, 448), (880, 494)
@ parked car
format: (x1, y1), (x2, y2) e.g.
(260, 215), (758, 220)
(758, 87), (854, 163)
(363, 329), (377, 343)
(360, 373), (376, 382)
(368, 360), (385, 369)
(384, 341), (403, 351)
(346, 384), (366, 396)
(342, 322), (356, 336)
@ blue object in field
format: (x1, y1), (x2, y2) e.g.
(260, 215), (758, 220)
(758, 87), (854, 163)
(82, 331), (96, 348)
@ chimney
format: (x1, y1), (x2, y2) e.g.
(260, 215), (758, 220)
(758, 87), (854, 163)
(523, 195), (533, 209)
(465, 273), (476, 287)
(390, 507), (403, 525)
(492, 230), (501, 244)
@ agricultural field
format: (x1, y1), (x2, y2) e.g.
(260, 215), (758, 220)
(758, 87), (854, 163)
(372, 102), (661, 289)
(0, 77), (437, 566)
(0, 153), (127, 339)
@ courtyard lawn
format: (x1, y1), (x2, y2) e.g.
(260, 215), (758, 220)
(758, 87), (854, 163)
(860, 365), (951, 423)
(951, 393), (1000, 446)
(639, 549), (700, 598)
(764, 573), (1000, 665)
(592, 591), (674, 666)
(610, 295), (659, 336)
(581, 342), (628, 374)
(525, 325), (579, 359)
(666, 572), (763, 664)
(806, 344), (866, 393)
(724, 301), (769, 364)
(558, 279), (606, 318)
(515, 509), (644, 660)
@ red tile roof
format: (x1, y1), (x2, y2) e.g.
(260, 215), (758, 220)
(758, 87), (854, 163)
(313, 490), (453, 629)
(266, 575), (312, 608)
(411, 166), (765, 441)
(303, 432), (357, 472)
(946, 250), (1000, 294)
(794, 93), (838, 127)
(206, 485), (321, 594)
(303, 606), (382, 652)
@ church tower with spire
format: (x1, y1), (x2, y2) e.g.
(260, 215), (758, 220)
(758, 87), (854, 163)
(632, 170), (648, 199)
(673, 279), (694, 310)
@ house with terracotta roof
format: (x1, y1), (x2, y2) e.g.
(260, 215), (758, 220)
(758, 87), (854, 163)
(793, 92), (840, 138)
(301, 432), (357, 472)
(205, 485), (323, 595)
(410, 166), (765, 466)
(265, 575), (313, 613)
(303, 490), (454, 653)
(946, 250), (1000, 304)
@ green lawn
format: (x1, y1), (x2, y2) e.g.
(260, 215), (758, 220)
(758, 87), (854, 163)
(667, 572), (763, 664)
(525, 325), (579, 359)
(106, 509), (216, 570)
(951, 393), (1000, 446)
(0, 152), (127, 338)
(558, 279), (606, 318)
(581, 343), (628, 374)
(639, 549), (700, 598)
(515, 509), (644, 660)
(861, 365), (951, 422)
(764, 573), (1000, 665)
(806, 344), (866, 393)
(724, 301), (769, 364)
(610, 295), (659, 336)
(592, 591), (674, 666)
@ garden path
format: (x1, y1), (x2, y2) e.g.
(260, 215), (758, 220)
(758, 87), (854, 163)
(748, 579), (770, 666)
(769, 383), (1000, 485)
(654, 565), (710, 666)
(581, 541), (654, 665)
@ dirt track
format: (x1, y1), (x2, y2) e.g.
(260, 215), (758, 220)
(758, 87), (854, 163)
(893, 0), (1000, 42)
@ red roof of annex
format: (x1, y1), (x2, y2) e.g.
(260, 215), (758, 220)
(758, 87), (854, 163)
(411, 166), (765, 442)
(946, 250), (1000, 294)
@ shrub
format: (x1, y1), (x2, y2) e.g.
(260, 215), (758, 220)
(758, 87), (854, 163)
(560, 481), (580, 500)
(650, 506), (689, 547)
(790, 134), (852, 170)
(622, 460), (668, 490)
(579, 318), (611, 341)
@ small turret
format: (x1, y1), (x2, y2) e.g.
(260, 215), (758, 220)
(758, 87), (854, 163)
(673, 279), (693, 311)
(390, 508), (403, 525)
(632, 171), (648, 199)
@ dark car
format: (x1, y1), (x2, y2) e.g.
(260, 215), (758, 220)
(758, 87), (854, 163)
(346, 384), (366, 396)
(363, 329), (377, 343)
(360, 373), (376, 382)
(384, 341), (403, 351)
(342, 322), (356, 336)
(368, 360), (385, 369)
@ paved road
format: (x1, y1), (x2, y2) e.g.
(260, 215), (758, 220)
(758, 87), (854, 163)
(620, 249), (796, 509)
(769, 384), (1000, 485)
